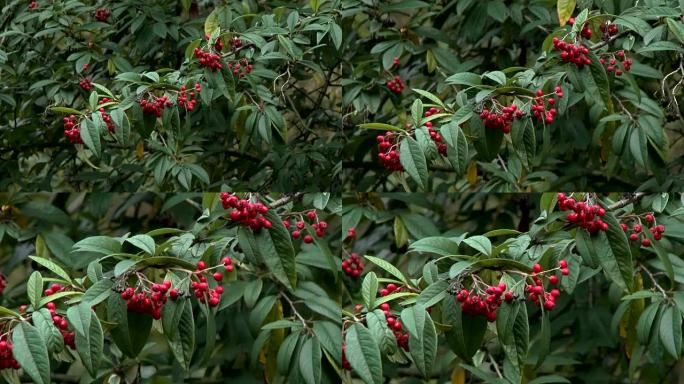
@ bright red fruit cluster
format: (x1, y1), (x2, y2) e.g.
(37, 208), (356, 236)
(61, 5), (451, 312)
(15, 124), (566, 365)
(139, 95), (173, 117)
(79, 77), (92, 91)
(386, 75), (405, 94)
(44, 283), (65, 297)
(28, 1), (38, 11)
(0, 338), (20, 371)
(346, 227), (356, 239)
(557, 193), (608, 234)
(531, 88), (562, 125)
(227, 58), (253, 78)
(178, 83), (201, 111)
(190, 261), (227, 307)
(194, 47), (223, 70)
(98, 98), (115, 133)
(120, 281), (171, 319)
(94, 7), (110, 22)
(229, 37), (243, 50)
(204, 34), (224, 52)
(376, 132), (403, 171)
(0, 274), (5, 295)
(524, 261), (568, 311)
(63, 115), (83, 144)
(342, 252), (364, 278)
(45, 302), (75, 349)
(424, 108), (447, 155)
(599, 21), (618, 36)
(480, 103), (524, 134)
(552, 38), (592, 69)
(283, 210), (327, 243)
(622, 213), (665, 247)
(379, 283), (402, 297)
(598, 50), (632, 76)
(220, 193), (272, 232)
(456, 283), (510, 322)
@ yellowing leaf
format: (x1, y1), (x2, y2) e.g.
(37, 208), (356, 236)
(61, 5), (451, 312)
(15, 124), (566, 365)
(136, 141), (145, 160)
(557, 0), (576, 26)
(467, 161), (478, 185)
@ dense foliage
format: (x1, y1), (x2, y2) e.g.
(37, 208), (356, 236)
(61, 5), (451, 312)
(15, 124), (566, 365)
(342, 192), (684, 383)
(0, 192), (341, 383)
(0, 1), (341, 191)
(342, 0), (684, 191)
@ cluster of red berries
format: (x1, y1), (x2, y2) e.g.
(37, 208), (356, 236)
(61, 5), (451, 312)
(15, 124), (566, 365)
(229, 37), (243, 50)
(190, 260), (230, 307)
(386, 75), (405, 94)
(63, 115), (83, 144)
(139, 95), (172, 117)
(44, 302), (75, 349)
(283, 210), (327, 243)
(379, 283), (402, 297)
(558, 193), (608, 234)
(566, 17), (593, 39)
(220, 193), (272, 232)
(621, 214), (665, 247)
(479, 103), (524, 134)
(423, 108), (447, 155)
(524, 261), (568, 310)
(376, 132), (403, 171)
(456, 283), (510, 322)
(44, 283), (65, 297)
(0, 338), (19, 371)
(79, 77), (92, 91)
(28, 1), (38, 11)
(342, 252), (364, 278)
(94, 7), (110, 22)
(204, 34), (224, 52)
(346, 227), (356, 239)
(98, 98), (115, 133)
(598, 50), (632, 76)
(552, 38), (592, 69)
(120, 281), (171, 320)
(227, 58), (253, 78)
(194, 47), (223, 70)
(531, 87), (562, 125)
(599, 21), (618, 37)
(0, 274), (5, 295)
(178, 83), (201, 111)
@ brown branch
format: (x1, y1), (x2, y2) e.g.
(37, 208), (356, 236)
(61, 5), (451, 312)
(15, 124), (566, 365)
(607, 192), (646, 210)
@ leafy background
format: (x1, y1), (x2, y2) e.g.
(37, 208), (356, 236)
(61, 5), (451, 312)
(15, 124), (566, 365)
(341, 0), (684, 191)
(342, 192), (684, 383)
(0, 0), (342, 192)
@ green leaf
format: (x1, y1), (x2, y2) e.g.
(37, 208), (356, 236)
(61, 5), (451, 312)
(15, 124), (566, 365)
(417, 280), (449, 308)
(125, 234), (156, 255)
(358, 123), (404, 132)
(362, 272), (379, 310)
(535, 310), (551, 369)
(28, 256), (73, 284)
(364, 255), (412, 287)
(299, 337), (322, 384)
(411, 99), (423, 127)
(412, 89), (445, 108)
(652, 193), (669, 212)
(440, 121), (469, 176)
(409, 236), (461, 256)
(12, 322), (51, 384)
(442, 295), (487, 360)
(345, 323), (383, 384)
(27, 271), (43, 309)
(445, 72), (482, 86)
(483, 71), (506, 85)
(260, 210), (297, 290)
(166, 300), (195, 371)
(449, 261), (475, 278)
(32, 308), (64, 352)
(81, 279), (113, 306)
(277, 332), (301, 375)
(50, 106), (84, 115)
(401, 304), (437, 378)
(463, 235), (492, 256)
(666, 18), (684, 44)
(399, 137), (429, 190)
(67, 303), (104, 377)
(602, 211), (635, 292)
(659, 305), (682, 359)
(557, 0), (576, 26)
(497, 301), (529, 377)
(637, 302), (661, 344)
(80, 118), (102, 158)
(107, 295), (152, 357)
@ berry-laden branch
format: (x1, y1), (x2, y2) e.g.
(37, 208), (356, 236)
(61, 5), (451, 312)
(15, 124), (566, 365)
(607, 192), (646, 210)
